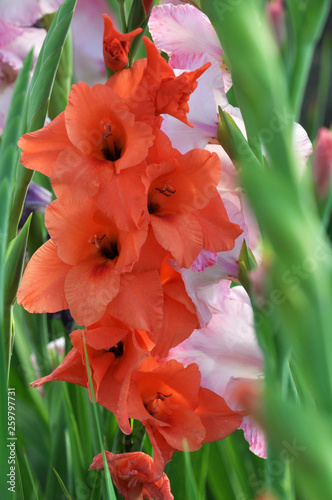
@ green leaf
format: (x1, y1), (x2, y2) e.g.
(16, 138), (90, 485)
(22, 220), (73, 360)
(127, 0), (149, 64)
(52, 467), (72, 500)
(0, 50), (32, 187)
(9, 0), (77, 243)
(4, 215), (31, 307)
(237, 240), (257, 293)
(27, 0), (77, 131)
(217, 107), (262, 172)
(47, 22), (73, 119)
(261, 395), (332, 500)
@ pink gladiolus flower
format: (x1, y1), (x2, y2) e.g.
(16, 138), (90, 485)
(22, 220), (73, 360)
(0, 20), (46, 133)
(149, 3), (232, 92)
(71, 0), (118, 84)
(168, 281), (267, 458)
(0, 0), (62, 26)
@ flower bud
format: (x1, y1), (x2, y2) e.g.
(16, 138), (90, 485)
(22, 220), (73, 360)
(313, 127), (332, 199)
(266, 0), (285, 45)
(102, 14), (142, 72)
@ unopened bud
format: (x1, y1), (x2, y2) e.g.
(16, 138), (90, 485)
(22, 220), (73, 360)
(266, 0), (285, 45)
(313, 127), (332, 199)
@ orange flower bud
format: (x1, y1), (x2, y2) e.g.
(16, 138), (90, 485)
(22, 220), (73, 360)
(102, 14), (142, 71)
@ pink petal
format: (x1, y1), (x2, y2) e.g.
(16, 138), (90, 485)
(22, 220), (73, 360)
(169, 283), (263, 395)
(0, 0), (62, 26)
(149, 4), (222, 61)
(191, 250), (218, 272)
(0, 0), (44, 25)
(0, 21), (46, 79)
(293, 122), (312, 173)
(239, 415), (267, 458)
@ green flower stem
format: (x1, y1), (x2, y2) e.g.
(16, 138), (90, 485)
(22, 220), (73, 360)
(82, 332), (117, 499)
(117, 0), (127, 32)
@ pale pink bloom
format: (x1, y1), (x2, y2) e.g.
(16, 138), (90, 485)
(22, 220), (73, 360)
(0, 20), (46, 132)
(312, 127), (332, 199)
(0, 0), (62, 26)
(149, 3), (232, 91)
(71, 0), (118, 85)
(168, 281), (266, 457)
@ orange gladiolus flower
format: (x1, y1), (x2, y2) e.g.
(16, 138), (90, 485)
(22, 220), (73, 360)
(142, 148), (242, 267)
(102, 14), (142, 72)
(127, 358), (243, 479)
(107, 36), (210, 126)
(31, 316), (153, 435)
(18, 81), (154, 229)
(90, 451), (174, 500)
(17, 200), (148, 326)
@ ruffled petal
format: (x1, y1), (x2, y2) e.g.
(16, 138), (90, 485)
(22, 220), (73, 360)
(196, 387), (243, 442)
(30, 345), (87, 389)
(239, 415), (267, 458)
(149, 4), (222, 61)
(65, 256), (121, 326)
(151, 212), (203, 268)
(17, 239), (70, 313)
(107, 271), (164, 333)
(18, 113), (69, 177)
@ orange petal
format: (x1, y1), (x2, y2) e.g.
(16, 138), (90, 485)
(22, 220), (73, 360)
(65, 81), (124, 152)
(151, 212), (203, 268)
(152, 293), (199, 358)
(45, 200), (99, 266)
(107, 271), (164, 332)
(196, 387), (243, 442)
(18, 113), (69, 176)
(94, 165), (147, 231)
(65, 256), (121, 326)
(196, 193), (243, 252)
(52, 148), (106, 203)
(30, 343), (87, 388)
(156, 405), (205, 451)
(146, 148), (221, 216)
(17, 239), (70, 313)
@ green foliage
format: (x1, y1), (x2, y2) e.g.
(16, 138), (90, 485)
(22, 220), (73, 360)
(9, 0), (77, 243)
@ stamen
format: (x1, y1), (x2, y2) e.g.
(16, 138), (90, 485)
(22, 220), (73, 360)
(144, 391), (173, 419)
(155, 185), (176, 197)
(88, 234), (106, 249)
(156, 392), (172, 401)
(103, 123), (112, 139)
